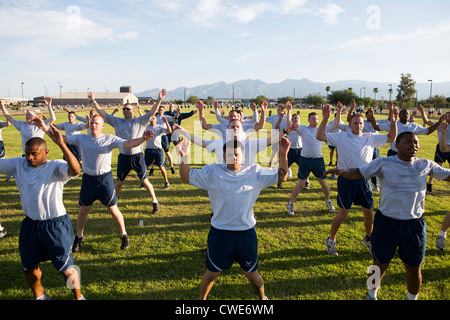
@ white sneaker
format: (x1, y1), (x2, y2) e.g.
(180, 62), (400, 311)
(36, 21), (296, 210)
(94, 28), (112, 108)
(286, 202), (295, 216)
(325, 200), (335, 213)
(325, 237), (338, 256)
(436, 235), (446, 251)
(287, 168), (292, 178)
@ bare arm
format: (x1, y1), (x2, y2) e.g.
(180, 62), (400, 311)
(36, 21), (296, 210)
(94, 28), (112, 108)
(316, 104), (332, 142)
(176, 138), (191, 183)
(277, 137), (291, 183)
(417, 105), (433, 126)
(197, 101), (213, 130)
(386, 107), (399, 143)
(0, 101), (14, 123)
(88, 92), (107, 119)
(426, 115), (445, 135)
(146, 89), (167, 118)
(47, 124), (81, 177)
(439, 122), (450, 153)
(123, 130), (154, 149)
(253, 101), (266, 131)
(44, 97), (56, 123)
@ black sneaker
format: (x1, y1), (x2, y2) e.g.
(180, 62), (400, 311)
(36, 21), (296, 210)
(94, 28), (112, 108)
(163, 182), (170, 190)
(72, 235), (85, 252)
(120, 234), (130, 250)
(277, 183), (283, 189)
(427, 183), (432, 193)
(151, 202), (160, 214)
(171, 167), (176, 174)
(149, 168), (154, 176)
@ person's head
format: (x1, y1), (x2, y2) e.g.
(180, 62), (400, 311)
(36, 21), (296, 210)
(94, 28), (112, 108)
(399, 108), (410, 124)
(446, 111), (450, 123)
(68, 111), (76, 123)
(308, 112), (319, 128)
(25, 137), (48, 167)
(349, 114), (364, 135)
(292, 113), (300, 124)
(122, 103), (134, 119)
(228, 109), (241, 121)
(222, 139), (245, 171)
(277, 104), (286, 116)
(149, 116), (157, 127)
(169, 103), (175, 112)
(90, 114), (105, 137)
(158, 106), (165, 116)
(25, 110), (38, 124)
(395, 131), (419, 161)
(228, 119), (243, 139)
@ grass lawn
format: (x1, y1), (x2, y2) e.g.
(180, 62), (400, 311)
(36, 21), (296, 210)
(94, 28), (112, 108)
(0, 105), (448, 300)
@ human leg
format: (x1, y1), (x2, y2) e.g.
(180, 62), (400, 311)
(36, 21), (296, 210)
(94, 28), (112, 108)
(199, 270), (221, 300)
(244, 270), (266, 300)
(24, 265), (45, 299)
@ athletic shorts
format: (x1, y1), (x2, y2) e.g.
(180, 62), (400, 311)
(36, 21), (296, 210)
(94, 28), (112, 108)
(206, 226), (258, 273)
(371, 211), (426, 268)
(116, 153), (148, 181)
(298, 156), (326, 180)
(327, 145), (336, 150)
(161, 135), (169, 152)
(0, 140), (5, 158)
(288, 148), (302, 167)
(336, 176), (374, 210)
(19, 215), (75, 272)
(145, 148), (164, 167)
(65, 144), (82, 162)
(79, 171), (117, 207)
(434, 144), (450, 164)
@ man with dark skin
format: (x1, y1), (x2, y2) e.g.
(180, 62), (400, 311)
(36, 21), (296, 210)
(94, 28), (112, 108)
(325, 132), (450, 300)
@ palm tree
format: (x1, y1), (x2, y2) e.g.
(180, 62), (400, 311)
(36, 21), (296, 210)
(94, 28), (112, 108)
(325, 86), (331, 101)
(373, 87), (379, 101)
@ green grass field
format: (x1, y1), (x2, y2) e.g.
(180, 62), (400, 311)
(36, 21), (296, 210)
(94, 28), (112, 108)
(0, 106), (448, 300)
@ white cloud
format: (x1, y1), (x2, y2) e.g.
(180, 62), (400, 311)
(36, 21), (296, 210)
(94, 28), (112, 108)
(315, 3), (345, 25)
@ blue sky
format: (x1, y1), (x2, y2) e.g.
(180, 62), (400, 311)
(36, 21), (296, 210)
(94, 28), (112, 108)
(1, 0), (449, 99)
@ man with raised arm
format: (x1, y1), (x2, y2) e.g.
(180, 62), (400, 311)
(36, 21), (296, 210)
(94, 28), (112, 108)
(89, 89), (167, 214)
(0, 122), (84, 300)
(325, 131), (450, 300)
(317, 103), (398, 256)
(176, 136), (290, 300)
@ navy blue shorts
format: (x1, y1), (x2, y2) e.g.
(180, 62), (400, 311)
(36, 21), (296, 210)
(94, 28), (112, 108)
(65, 144), (81, 162)
(288, 148), (302, 167)
(336, 176), (374, 209)
(298, 156), (326, 180)
(116, 153), (148, 181)
(161, 135), (169, 152)
(434, 144), (450, 164)
(371, 211), (427, 267)
(206, 226), (258, 273)
(19, 215), (75, 272)
(79, 172), (117, 207)
(145, 148), (164, 167)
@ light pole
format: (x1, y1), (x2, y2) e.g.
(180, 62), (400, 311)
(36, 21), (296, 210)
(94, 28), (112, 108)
(388, 84), (392, 101)
(428, 79), (433, 100)
(21, 82), (25, 103)
(58, 82), (63, 106)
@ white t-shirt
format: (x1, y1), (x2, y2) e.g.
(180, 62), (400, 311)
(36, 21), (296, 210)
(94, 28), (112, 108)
(325, 131), (388, 169)
(266, 114), (287, 130)
(66, 134), (126, 176)
(378, 121), (428, 152)
(359, 156), (450, 220)
(105, 113), (152, 155)
(204, 138), (268, 165)
(210, 123), (254, 140)
(286, 130), (302, 149)
(215, 108), (258, 125)
(11, 118), (52, 154)
(295, 125), (322, 158)
(145, 124), (167, 149)
(189, 163), (278, 230)
(0, 157), (73, 220)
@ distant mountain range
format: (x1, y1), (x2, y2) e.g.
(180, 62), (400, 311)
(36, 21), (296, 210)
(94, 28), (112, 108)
(136, 78), (450, 101)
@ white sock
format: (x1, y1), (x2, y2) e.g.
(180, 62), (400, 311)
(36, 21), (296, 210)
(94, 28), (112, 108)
(439, 231), (447, 238)
(406, 292), (418, 300)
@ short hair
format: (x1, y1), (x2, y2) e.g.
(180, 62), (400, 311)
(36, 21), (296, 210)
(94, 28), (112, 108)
(350, 113), (364, 120)
(25, 137), (47, 149)
(308, 112), (317, 119)
(396, 131), (416, 144)
(68, 111), (76, 116)
(228, 118), (242, 126)
(222, 139), (245, 154)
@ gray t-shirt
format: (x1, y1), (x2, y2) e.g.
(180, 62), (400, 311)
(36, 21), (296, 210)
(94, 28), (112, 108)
(359, 155), (450, 220)
(66, 134), (126, 176)
(11, 118), (51, 154)
(105, 112), (152, 155)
